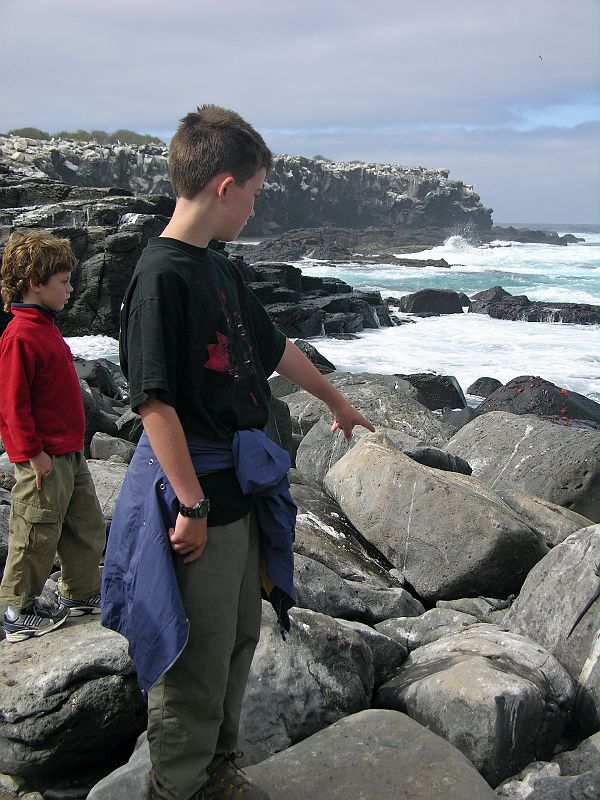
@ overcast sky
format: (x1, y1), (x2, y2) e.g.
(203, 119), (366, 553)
(1, 0), (599, 223)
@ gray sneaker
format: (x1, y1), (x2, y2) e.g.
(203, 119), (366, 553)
(2, 602), (70, 642)
(198, 752), (271, 799)
(58, 594), (101, 616)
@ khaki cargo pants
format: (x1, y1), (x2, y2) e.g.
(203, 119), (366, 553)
(0, 451), (106, 608)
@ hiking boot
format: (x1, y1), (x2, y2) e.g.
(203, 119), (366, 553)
(58, 594), (101, 616)
(2, 602), (70, 642)
(198, 752), (271, 799)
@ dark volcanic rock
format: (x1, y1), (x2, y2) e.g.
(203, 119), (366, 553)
(398, 372), (467, 410)
(265, 302), (324, 338)
(489, 225), (584, 246)
(1, 139), (493, 236)
(470, 285), (511, 313)
(400, 289), (464, 315)
(467, 377), (503, 397)
(293, 340), (336, 374)
(476, 375), (600, 427)
(471, 285), (600, 325)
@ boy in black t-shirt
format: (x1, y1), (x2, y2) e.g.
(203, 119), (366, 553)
(103, 105), (374, 800)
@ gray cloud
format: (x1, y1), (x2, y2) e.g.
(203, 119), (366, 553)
(1, 0), (598, 221)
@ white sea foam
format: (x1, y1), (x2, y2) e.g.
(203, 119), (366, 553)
(65, 232), (600, 405)
(67, 335), (119, 363)
(304, 313), (600, 403)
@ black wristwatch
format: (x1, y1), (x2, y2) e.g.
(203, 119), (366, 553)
(178, 498), (210, 518)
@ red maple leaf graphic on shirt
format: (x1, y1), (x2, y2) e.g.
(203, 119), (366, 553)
(204, 331), (231, 373)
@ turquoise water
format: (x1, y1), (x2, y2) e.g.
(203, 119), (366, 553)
(298, 230), (600, 306)
(66, 226), (600, 403)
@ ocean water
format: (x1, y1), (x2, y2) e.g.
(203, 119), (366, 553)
(66, 225), (600, 404)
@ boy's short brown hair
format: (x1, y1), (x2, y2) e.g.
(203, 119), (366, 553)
(168, 104), (273, 199)
(1, 230), (76, 312)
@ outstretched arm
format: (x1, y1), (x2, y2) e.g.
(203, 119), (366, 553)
(275, 339), (374, 441)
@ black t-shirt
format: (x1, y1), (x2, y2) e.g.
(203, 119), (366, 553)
(120, 237), (287, 525)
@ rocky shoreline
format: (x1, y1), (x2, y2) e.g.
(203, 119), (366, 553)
(1, 159), (596, 339)
(0, 347), (599, 799)
(0, 144), (599, 800)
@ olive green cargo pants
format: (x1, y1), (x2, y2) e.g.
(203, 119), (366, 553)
(0, 451), (105, 608)
(147, 513), (262, 800)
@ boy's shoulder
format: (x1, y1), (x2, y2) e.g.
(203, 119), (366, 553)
(139, 238), (240, 282)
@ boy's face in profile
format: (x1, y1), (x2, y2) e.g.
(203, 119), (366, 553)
(218, 168), (266, 242)
(30, 270), (74, 312)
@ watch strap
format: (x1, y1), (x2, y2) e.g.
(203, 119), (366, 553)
(178, 498), (210, 518)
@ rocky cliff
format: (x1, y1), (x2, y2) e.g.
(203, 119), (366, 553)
(0, 134), (493, 236)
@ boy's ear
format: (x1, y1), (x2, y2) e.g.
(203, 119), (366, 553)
(216, 175), (235, 200)
(28, 277), (42, 292)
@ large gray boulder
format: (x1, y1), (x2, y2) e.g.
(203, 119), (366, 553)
(90, 432), (136, 464)
(504, 524), (600, 732)
(526, 768), (600, 799)
(87, 459), (128, 525)
(343, 578), (424, 622)
(324, 433), (548, 601)
(334, 619), (408, 686)
(88, 733), (151, 800)
(282, 371), (453, 444)
(496, 488), (594, 547)
(495, 761), (561, 799)
(444, 411), (600, 521)
(295, 416), (420, 485)
(376, 607), (481, 651)
(294, 551), (423, 624)
(244, 709), (497, 800)
(238, 603), (374, 764)
(290, 478), (397, 585)
(554, 731), (600, 775)
(89, 710), (496, 800)
(293, 553), (371, 621)
(376, 625), (575, 787)
(0, 618), (145, 779)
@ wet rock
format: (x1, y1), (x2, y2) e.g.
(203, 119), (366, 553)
(467, 376), (503, 397)
(397, 372), (467, 410)
(399, 288), (465, 315)
(292, 340), (336, 373)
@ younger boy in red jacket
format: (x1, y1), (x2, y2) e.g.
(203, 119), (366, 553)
(0, 230), (105, 642)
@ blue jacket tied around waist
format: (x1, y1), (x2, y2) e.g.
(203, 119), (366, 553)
(101, 428), (296, 692)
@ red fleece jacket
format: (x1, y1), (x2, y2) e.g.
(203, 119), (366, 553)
(0, 305), (85, 462)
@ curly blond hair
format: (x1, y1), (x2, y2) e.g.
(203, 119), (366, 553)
(1, 230), (76, 312)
